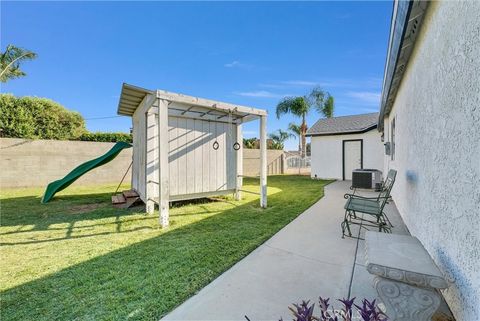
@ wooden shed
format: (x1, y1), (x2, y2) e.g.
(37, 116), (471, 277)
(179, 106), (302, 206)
(117, 83), (268, 227)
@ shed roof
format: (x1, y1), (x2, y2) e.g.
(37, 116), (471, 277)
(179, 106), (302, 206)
(117, 83), (267, 123)
(306, 112), (379, 136)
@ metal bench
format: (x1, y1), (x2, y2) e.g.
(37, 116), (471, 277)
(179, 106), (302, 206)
(341, 169), (397, 238)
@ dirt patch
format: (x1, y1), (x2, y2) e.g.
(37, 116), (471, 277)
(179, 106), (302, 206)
(68, 203), (105, 214)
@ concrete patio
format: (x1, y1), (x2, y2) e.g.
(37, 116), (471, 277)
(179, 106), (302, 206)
(161, 180), (412, 320)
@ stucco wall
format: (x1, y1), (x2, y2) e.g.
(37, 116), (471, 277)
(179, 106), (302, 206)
(382, 2), (480, 320)
(0, 138), (133, 189)
(310, 129), (384, 180)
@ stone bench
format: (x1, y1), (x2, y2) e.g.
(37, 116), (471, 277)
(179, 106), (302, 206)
(365, 231), (448, 321)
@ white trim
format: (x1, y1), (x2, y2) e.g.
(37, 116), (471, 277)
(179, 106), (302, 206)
(157, 99), (170, 227)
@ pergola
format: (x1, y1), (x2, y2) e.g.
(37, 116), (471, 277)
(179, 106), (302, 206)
(118, 83), (268, 227)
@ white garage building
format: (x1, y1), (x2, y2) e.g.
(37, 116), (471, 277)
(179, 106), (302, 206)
(306, 113), (383, 180)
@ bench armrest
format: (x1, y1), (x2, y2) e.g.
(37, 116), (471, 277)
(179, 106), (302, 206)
(344, 193), (386, 200)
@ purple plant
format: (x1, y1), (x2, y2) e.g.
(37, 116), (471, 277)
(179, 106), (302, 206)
(273, 297), (387, 321)
(355, 299), (388, 321)
(288, 300), (316, 321)
(338, 298), (355, 321)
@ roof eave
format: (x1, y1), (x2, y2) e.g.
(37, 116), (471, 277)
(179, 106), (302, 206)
(117, 83), (153, 116)
(306, 125), (378, 137)
(378, 0), (429, 132)
(116, 83), (268, 119)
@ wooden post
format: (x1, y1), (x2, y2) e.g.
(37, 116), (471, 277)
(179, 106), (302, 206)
(157, 98), (170, 227)
(259, 115), (267, 208)
(145, 111), (155, 214)
(235, 124), (243, 201)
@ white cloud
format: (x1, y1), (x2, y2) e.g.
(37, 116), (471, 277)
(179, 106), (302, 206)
(346, 91), (381, 105)
(280, 80), (319, 87)
(234, 90), (288, 98)
(224, 60), (252, 69)
(224, 61), (241, 68)
(260, 77), (383, 90)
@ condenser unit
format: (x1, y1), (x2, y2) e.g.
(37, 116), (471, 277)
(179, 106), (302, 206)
(352, 169), (383, 190)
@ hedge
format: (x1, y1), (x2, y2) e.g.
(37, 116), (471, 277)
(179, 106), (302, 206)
(0, 94), (86, 140)
(0, 94), (132, 143)
(78, 132), (132, 143)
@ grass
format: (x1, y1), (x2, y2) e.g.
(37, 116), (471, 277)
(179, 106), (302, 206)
(0, 176), (331, 321)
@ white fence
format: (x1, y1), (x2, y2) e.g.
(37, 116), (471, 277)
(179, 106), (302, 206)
(284, 153), (311, 175)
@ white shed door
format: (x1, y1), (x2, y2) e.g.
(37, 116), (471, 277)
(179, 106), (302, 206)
(343, 140), (362, 180)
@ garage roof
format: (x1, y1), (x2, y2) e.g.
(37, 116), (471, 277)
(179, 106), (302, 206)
(306, 112), (379, 137)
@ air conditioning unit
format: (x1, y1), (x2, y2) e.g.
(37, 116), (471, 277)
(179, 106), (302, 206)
(352, 169), (383, 190)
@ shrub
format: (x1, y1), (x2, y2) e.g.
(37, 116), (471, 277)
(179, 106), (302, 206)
(78, 132), (132, 143)
(283, 297), (387, 321)
(246, 297), (387, 321)
(0, 94), (86, 140)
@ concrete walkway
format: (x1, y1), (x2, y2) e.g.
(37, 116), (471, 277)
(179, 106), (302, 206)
(163, 181), (407, 321)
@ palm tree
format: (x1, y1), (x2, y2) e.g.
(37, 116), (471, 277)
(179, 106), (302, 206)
(0, 45), (37, 83)
(276, 87), (334, 157)
(268, 129), (293, 150)
(288, 122), (302, 152)
(322, 94), (335, 118)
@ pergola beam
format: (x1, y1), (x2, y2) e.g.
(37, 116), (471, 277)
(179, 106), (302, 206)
(148, 106), (243, 124)
(156, 90), (267, 117)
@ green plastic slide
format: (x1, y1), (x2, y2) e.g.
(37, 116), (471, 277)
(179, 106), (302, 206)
(41, 141), (132, 203)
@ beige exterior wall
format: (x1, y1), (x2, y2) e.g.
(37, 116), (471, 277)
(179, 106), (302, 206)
(0, 138), (133, 189)
(382, 2), (480, 320)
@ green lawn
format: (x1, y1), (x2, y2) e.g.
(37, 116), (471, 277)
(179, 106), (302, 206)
(0, 176), (331, 321)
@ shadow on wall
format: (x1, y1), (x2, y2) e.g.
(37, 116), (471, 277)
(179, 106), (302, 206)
(434, 246), (478, 321)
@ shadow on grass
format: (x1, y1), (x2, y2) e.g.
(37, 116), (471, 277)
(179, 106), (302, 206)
(1, 176), (330, 321)
(0, 191), (135, 229)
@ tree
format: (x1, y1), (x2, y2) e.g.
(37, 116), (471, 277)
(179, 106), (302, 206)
(288, 122), (301, 152)
(243, 137), (258, 149)
(0, 45), (37, 83)
(268, 129), (293, 150)
(276, 87), (334, 157)
(322, 94), (335, 118)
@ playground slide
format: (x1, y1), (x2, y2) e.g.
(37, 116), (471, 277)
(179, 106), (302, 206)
(41, 141), (132, 203)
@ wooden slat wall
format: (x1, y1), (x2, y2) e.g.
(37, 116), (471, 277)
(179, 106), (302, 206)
(135, 102), (239, 203)
(168, 116), (237, 198)
(132, 106), (147, 200)
(146, 112), (158, 198)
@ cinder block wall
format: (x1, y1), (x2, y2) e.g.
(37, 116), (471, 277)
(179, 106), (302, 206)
(0, 139), (286, 189)
(0, 138), (133, 188)
(243, 149), (284, 176)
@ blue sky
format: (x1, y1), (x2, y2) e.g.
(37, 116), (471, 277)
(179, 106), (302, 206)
(1, 1), (392, 150)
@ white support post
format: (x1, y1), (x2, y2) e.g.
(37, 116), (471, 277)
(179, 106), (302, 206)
(146, 110), (155, 214)
(235, 124), (243, 201)
(157, 98), (170, 227)
(259, 115), (267, 208)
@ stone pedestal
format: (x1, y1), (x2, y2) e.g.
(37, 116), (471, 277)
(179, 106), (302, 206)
(365, 232), (448, 321)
